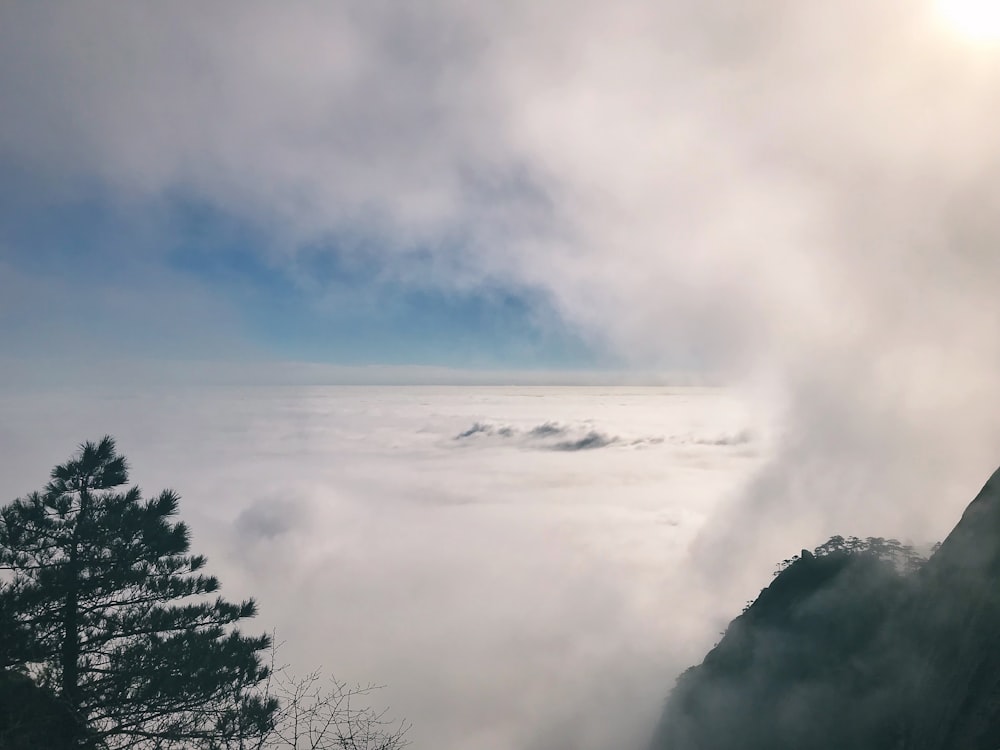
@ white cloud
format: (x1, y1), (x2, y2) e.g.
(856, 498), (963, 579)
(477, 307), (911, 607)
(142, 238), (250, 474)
(0, 386), (763, 750)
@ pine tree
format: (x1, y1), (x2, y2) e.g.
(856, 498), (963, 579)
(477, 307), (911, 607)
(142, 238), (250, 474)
(0, 437), (277, 749)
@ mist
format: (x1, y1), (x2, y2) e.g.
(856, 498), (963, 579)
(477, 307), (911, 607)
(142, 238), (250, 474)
(3, 0), (1000, 746)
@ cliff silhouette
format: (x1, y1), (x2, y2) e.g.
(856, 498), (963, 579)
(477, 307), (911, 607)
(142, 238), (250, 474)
(652, 467), (1000, 750)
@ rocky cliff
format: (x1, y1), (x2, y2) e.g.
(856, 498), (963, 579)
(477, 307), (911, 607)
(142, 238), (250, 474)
(652, 467), (1000, 750)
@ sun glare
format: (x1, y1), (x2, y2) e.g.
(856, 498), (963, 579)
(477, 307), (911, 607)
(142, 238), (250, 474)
(936, 0), (1000, 42)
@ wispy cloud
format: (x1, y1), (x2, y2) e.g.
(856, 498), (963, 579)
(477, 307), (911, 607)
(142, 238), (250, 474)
(452, 419), (675, 451)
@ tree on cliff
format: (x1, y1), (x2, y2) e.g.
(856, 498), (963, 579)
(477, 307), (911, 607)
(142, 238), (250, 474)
(0, 437), (277, 748)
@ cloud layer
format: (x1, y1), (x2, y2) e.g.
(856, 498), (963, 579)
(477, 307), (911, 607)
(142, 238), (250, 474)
(0, 385), (763, 750)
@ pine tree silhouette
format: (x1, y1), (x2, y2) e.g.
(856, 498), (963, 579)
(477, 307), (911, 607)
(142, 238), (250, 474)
(0, 437), (277, 749)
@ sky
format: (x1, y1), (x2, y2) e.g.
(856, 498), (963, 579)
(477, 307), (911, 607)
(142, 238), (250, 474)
(5, 0), (1000, 746)
(0, 2), (999, 378)
(4, 0), (1000, 515)
(2, 2), (1000, 377)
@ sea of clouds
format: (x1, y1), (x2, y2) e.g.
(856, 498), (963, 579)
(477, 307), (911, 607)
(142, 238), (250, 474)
(0, 384), (769, 750)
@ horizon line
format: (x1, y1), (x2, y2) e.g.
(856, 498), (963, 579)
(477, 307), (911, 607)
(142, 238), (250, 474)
(0, 358), (723, 388)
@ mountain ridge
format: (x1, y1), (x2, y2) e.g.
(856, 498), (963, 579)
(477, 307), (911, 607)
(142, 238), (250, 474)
(652, 466), (1000, 750)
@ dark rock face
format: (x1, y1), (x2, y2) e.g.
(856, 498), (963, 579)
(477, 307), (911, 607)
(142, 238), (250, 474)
(900, 467), (1000, 750)
(652, 466), (1000, 750)
(653, 551), (907, 750)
